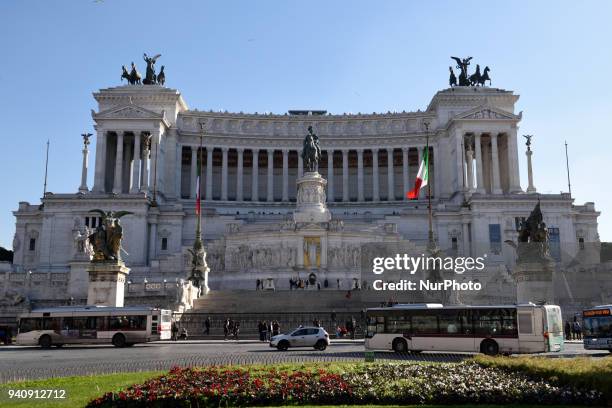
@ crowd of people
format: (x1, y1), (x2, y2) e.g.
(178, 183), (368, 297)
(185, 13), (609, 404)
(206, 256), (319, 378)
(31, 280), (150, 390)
(257, 320), (281, 341)
(565, 317), (582, 340)
(224, 318), (241, 340)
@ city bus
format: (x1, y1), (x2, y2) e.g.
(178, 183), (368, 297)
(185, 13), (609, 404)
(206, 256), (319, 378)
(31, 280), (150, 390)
(582, 305), (612, 352)
(365, 303), (563, 355)
(16, 306), (172, 348)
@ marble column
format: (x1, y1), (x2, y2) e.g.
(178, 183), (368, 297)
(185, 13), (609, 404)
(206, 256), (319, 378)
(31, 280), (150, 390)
(149, 131), (160, 197)
(130, 134), (141, 193)
(92, 130), (107, 193)
(357, 149), (364, 201)
(123, 140), (132, 193)
(267, 149), (274, 202)
(252, 149), (259, 201)
(282, 149), (289, 201)
(112, 132), (124, 194)
(466, 143), (475, 191)
(507, 130), (522, 192)
(296, 236), (304, 268)
(372, 148), (379, 201)
(236, 148), (244, 201)
(402, 147), (409, 201)
(490, 133), (502, 194)
(526, 147), (537, 193)
(221, 147), (229, 200)
(190, 146), (198, 199)
(327, 150), (334, 202)
(342, 149), (349, 202)
(474, 133), (485, 194)
(386, 148), (394, 201)
(206, 148), (213, 200)
(141, 137), (150, 193)
(320, 236), (328, 269)
(79, 136), (90, 193)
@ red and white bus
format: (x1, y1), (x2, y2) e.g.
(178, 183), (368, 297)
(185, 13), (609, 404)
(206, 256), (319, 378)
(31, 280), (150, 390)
(365, 303), (563, 355)
(16, 306), (172, 348)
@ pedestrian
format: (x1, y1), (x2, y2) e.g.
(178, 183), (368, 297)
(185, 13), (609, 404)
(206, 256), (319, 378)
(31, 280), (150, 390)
(204, 316), (211, 336)
(171, 322), (179, 341)
(572, 317), (582, 340)
(564, 321), (571, 341)
(223, 318), (230, 340)
(337, 278), (340, 289)
(324, 278), (329, 288)
(233, 321), (240, 340)
(256, 278), (260, 290)
(317, 282), (321, 290)
(258, 321), (265, 341)
(272, 320), (280, 337)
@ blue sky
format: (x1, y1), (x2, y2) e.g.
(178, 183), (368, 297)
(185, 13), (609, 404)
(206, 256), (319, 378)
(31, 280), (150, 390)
(1, 0), (611, 247)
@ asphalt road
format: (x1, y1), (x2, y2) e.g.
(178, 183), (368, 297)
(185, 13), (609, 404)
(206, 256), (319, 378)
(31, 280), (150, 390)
(0, 340), (607, 383)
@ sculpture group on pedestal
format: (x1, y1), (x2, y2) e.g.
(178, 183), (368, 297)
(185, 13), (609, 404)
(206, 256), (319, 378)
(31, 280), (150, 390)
(121, 53), (165, 86)
(448, 56), (491, 87)
(86, 210), (133, 262)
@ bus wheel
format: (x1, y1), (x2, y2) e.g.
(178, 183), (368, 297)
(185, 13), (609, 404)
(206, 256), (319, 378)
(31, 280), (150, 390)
(55, 344), (64, 348)
(112, 333), (127, 348)
(481, 339), (499, 356)
(39, 335), (52, 349)
(392, 338), (408, 353)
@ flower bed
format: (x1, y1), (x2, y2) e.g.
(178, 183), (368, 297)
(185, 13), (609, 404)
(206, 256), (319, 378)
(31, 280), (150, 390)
(86, 362), (604, 407)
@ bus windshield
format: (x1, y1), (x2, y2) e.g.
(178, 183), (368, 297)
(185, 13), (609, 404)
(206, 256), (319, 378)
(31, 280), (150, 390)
(544, 307), (563, 334)
(584, 316), (612, 337)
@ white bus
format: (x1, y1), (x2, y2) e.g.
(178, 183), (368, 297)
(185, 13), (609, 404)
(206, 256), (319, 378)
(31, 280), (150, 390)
(16, 306), (172, 348)
(365, 303), (563, 355)
(582, 305), (612, 352)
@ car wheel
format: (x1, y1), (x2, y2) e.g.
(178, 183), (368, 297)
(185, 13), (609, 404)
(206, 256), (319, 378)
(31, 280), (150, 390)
(314, 340), (327, 351)
(481, 339), (499, 356)
(112, 333), (127, 348)
(277, 340), (289, 351)
(39, 335), (52, 349)
(392, 338), (408, 353)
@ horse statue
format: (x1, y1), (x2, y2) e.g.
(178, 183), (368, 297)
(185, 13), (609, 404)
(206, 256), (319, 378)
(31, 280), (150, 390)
(448, 66), (457, 87)
(301, 126), (321, 173)
(129, 62), (141, 84)
(157, 65), (165, 86)
(121, 64), (141, 85)
(478, 66), (491, 86)
(86, 209), (133, 262)
(469, 64), (482, 86)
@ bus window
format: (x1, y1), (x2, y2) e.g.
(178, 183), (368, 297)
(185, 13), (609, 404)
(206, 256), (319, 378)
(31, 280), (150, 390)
(474, 309), (503, 336)
(500, 309), (518, 336)
(110, 315), (146, 330)
(19, 318), (41, 333)
(411, 313), (438, 335)
(366, 315), (384, 337)
(386, 314), (410, 334)
(42, 317), (61, 331)
(544, 307), (562, 334)
(438, 310), (459, 334)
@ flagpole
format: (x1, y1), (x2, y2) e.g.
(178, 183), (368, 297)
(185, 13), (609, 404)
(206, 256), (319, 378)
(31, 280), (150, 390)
(564, 140), (572, 198)
(424, 122), (434, 248)
(43, 139), (50, 198)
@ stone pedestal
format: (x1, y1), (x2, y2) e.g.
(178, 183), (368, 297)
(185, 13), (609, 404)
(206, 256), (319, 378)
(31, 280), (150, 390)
(87, 261), (130, 307)
(293, 172), (331, 224)
(68, 261), (90, 299)
(514, 259), (555, 304)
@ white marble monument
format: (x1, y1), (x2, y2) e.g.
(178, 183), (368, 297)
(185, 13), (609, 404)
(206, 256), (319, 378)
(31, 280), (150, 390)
(86, 261), (130, 307)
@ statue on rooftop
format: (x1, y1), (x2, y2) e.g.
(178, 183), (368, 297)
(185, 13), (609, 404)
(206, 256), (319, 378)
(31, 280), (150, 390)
(143, 53), (161, 85)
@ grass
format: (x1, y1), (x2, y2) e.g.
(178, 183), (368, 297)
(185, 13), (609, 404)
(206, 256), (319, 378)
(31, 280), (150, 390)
(475, 355), (612, 400)
(0, 371), (161, 408)
(0, 359), (608, 407)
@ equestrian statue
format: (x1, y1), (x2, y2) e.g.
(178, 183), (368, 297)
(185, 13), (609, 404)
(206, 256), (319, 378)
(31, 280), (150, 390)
(301, 126), (321, 173)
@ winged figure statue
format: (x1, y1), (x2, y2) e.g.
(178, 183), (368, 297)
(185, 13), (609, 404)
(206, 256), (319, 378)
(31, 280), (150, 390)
(87, 210), (133, 262)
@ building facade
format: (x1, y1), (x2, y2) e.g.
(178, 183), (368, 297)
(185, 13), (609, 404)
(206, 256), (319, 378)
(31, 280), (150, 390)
(4, 83), (603, 310)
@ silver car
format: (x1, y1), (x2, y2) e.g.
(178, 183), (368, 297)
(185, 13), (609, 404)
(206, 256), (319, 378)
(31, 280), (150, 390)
(270, 327), (330, 351)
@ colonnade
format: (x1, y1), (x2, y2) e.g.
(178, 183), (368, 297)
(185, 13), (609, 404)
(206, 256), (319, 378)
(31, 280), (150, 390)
(180, 146), (436, 202)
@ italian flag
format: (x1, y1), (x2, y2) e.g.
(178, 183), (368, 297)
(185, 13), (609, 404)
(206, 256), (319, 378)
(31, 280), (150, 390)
(406, 147), (429, 199)
(195, 175), (201, 215)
